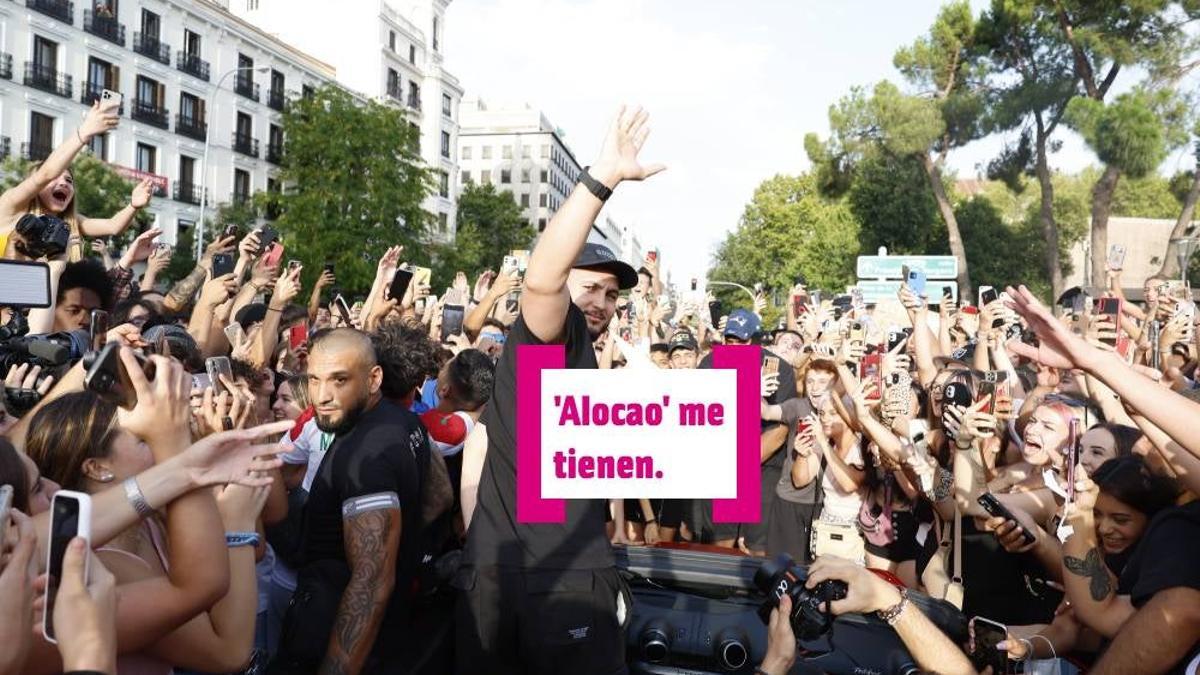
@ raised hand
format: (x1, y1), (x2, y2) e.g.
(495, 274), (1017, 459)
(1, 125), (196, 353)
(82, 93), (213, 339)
(123, 227), (164, 265)
(271, 264), (303, 308)
(130, 178), (155, 209)
(375, 245), (403, 279)
(1005, 285), (1104, 372)
(79, 100), (120, 140)
(473, 270), (495, 303)
(589, 105), (667, 187)
(178, 419), (294, 488)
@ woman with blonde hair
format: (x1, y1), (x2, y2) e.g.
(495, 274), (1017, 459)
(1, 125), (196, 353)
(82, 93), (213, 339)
(0, 100), (153, 261)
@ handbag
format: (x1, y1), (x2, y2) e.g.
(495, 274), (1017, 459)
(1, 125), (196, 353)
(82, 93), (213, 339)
(811, 518), (866, 564)
(857, 479), (894, 547)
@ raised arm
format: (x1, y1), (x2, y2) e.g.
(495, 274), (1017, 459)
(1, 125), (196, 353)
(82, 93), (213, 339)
(522, 106), (664, 343)
(78, 178), (152, 238)
(320, 495), (401, 675)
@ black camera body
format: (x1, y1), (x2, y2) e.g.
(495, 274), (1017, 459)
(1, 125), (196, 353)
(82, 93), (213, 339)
(15, 213), (71, 259)
(754, 554), (848, 641)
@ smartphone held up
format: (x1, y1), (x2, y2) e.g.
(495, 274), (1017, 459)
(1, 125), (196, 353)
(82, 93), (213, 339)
(43, 490), (92, 644)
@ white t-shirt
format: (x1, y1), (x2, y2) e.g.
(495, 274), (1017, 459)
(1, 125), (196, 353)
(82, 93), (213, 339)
(281, 417), (331, 492)
(819, 441), (865, 522)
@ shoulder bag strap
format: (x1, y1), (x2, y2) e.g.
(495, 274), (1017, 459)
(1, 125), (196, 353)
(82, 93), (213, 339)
(952, 505), (963, 583)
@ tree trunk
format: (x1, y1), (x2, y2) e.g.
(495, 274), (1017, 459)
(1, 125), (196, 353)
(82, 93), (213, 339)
(1158, 166), (1200, 279)
(920, 154), (972, 298)
(1089, 165), (1121, 290)
(1035, 126), (1064, 301)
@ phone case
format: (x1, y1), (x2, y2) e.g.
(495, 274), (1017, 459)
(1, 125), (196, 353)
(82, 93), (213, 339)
(43, 491), (91, 644)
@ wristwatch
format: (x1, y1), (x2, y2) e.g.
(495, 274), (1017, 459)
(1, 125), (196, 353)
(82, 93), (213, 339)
(577, 167), (614, 202)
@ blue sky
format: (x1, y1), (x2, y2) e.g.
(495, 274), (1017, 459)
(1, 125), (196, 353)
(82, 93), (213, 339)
(444, 0), (1194, 286)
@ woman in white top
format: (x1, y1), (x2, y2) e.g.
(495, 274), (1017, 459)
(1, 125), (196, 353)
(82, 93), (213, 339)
(810, 395), (867, 561)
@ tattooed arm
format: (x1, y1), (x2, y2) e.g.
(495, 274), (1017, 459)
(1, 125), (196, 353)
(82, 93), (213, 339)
(319, 496), (401, 675)
(1061, 508), (1135, 638)
(164, 264), (207, 314)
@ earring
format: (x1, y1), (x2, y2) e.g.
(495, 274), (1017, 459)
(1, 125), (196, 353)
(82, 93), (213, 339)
(100, 472), (115, 483)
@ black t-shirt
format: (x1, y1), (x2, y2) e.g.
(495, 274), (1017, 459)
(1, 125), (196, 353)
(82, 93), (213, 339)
(1118, 501), (1200, 673)
(464, 303), (613, 569)
(300, 399), (429, 632)
(698, 347), (797, 470)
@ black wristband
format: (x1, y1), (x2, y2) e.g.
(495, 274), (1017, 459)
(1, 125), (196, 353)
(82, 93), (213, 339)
(578, 167), (614, 202)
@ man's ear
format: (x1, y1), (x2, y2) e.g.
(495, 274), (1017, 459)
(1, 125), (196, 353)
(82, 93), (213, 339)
(369, 364), (384, 394)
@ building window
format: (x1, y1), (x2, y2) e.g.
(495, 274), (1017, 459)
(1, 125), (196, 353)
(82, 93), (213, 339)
(236, 111), (252, 138)
(386, 68), (400, 98)
(179, 155), (195, 185)
(136, 142), (157, 173)
(481, 171), (492, 185)
(482, 145), (492, 160)
(440, 131), (451, 158)
(439, 171), (449, 197)
(389, 30), (396, 51)
(461, 170), (471, 184)
(442, 93), (452, 118)
(502, 145), (512, 160)
(141, 9), (160, 39)
(233, 168), (250, 202)
(521, 169), (530, 183)
(500, 169), (511, 184)
(33, 35), (58, 71)
(246, 0), (259, 9)
(438, 212), (448, 232)
(522, 146), (531, 159)
(88, 133), (108, 160)
(183, 29), (202, 57)
(409, 44), (416, 64)
(302, 84), (315, 99)
(538, 218), (547, 231)
(540, 169), (548, 182)
(520, 193), (529, 208)
(461, 145), (471, 160)
(539, 193), (547, 207)
(541, 144), (549, 159)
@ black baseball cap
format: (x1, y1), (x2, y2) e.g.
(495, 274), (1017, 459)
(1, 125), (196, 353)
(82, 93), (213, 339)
(572, 242), (639, 290)
(668, 330), (698, 353)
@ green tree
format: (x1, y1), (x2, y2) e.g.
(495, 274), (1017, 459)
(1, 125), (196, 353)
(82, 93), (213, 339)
(847, 153), (946, 256)
(264, 84), (435, 294)
(956, 196), (1051, 299)
(709, 173), (860, 326)
(432, 182), (534, 291)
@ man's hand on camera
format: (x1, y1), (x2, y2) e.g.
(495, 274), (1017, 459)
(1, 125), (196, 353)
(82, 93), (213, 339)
(759, 594), (796, 675)
(805, 556), (900, 616)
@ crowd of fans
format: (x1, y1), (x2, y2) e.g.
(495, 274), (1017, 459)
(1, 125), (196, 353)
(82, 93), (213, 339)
(1, 100), (1199, 675)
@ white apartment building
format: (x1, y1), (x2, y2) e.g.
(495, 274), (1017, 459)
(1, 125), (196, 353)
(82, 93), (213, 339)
(0, 0), (334, 247)
(230, 0), (463, 239)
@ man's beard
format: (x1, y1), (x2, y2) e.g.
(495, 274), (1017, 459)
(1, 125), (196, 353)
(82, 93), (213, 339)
(314, 392), (371, 435)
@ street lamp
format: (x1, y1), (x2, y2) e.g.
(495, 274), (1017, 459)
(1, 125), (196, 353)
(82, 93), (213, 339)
(708, 280), (757, 305)
(196, 65), (271, 262)
(1172, 237), (1199, 283)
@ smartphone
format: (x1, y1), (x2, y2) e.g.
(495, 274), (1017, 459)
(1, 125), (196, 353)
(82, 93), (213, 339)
(0, 484), (12, 553)
(509, 249), (530, 273)
(89, 309), (109, 352)
(763, 356), (780, 376)
(795, 419), (811, 440)
(287, 259), (302, 272)
(441, 304), (465, 342)
(791, 294), (807, 319)
(848, 321), (865, 344)
(979, 286), (998, 307)
(969, 616), (1010, 674)
(83, 342), (153, 409)
(690, 278), (698, 292)
(859, 353), (883, 400)
(323, 261), (335, 275)
(976, 371), (1006, 414)
(222, 224), (240, 241)
(709, 300), (722, 327)
(262, 242), (285, 268)
(647, 250), (658, 263)
(906, 269), (927, 296)
(1108, 244), (1127, 271)
(191, 373), (212, 391)
(43, 490), (92, 644)
(289, 322), (308, 350)
(1095, 297), (1122, 347)
(389, 266), (414, 302)
(206, 356), (233, 396)
(334, 294), (352, 325)
(886, 327), (910, 353)
(257, 226), (279, 255)
(412, 266), (432, 290)
(211, 253), (235, 278)
(100, 88), (123, 110)
(1066, 419), (1079, 502)
(223, 322), (246, 348)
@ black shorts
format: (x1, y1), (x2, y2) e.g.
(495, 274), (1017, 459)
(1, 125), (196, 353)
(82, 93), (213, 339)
(712, 462), (782, 549)
(766, 497), (818, 563)
(453, 565), (631, 675)
(622, 499), (686, 528)
(864, 509), (920, 562)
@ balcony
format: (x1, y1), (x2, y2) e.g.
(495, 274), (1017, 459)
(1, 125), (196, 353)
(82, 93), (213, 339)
(22, 141), (53, 161)
(0, 137), (10, 160)
(234, 77), (259, 102)
(27, 0), (73, 24)
(133, 33), (170, 65)
(386, 84), (403, 102)
(24, 62), (72, 98)
(172, 182), (204, 205)
(176, 52), (209, 81)
(232, 132), (259, 158)
(266, 141), (283, 165)
(80, 82), (124, 114)
(83, 9), (125, 46)
(267, 88), (285, 111)
(0, 54), (11, 80)
(407, 94), (421, 110)
(175, 114), (206, 142)
(131, 99), (169, 129)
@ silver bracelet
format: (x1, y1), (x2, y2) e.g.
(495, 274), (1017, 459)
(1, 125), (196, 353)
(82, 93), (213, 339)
(123, 477), (155, 519)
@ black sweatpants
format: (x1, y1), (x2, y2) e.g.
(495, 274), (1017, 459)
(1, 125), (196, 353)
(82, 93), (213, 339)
(453, 565), (630, 675)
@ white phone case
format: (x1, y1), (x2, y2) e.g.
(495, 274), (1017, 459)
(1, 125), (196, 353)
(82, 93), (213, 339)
(43, 490), (92, 644)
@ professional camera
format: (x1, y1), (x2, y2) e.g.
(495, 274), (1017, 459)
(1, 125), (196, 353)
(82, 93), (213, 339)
(0, 329), (88, 373)
(754, 554), (848, 641)
(15, 213), (71, 259)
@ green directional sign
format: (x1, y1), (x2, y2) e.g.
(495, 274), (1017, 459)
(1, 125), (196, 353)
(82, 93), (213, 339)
(853, 280), (959, 305)
(857, 255), (958, 280)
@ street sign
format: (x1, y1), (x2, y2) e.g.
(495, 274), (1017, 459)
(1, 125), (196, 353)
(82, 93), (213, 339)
(854, 280), (959, 305)
(857, 255), (958, 280)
